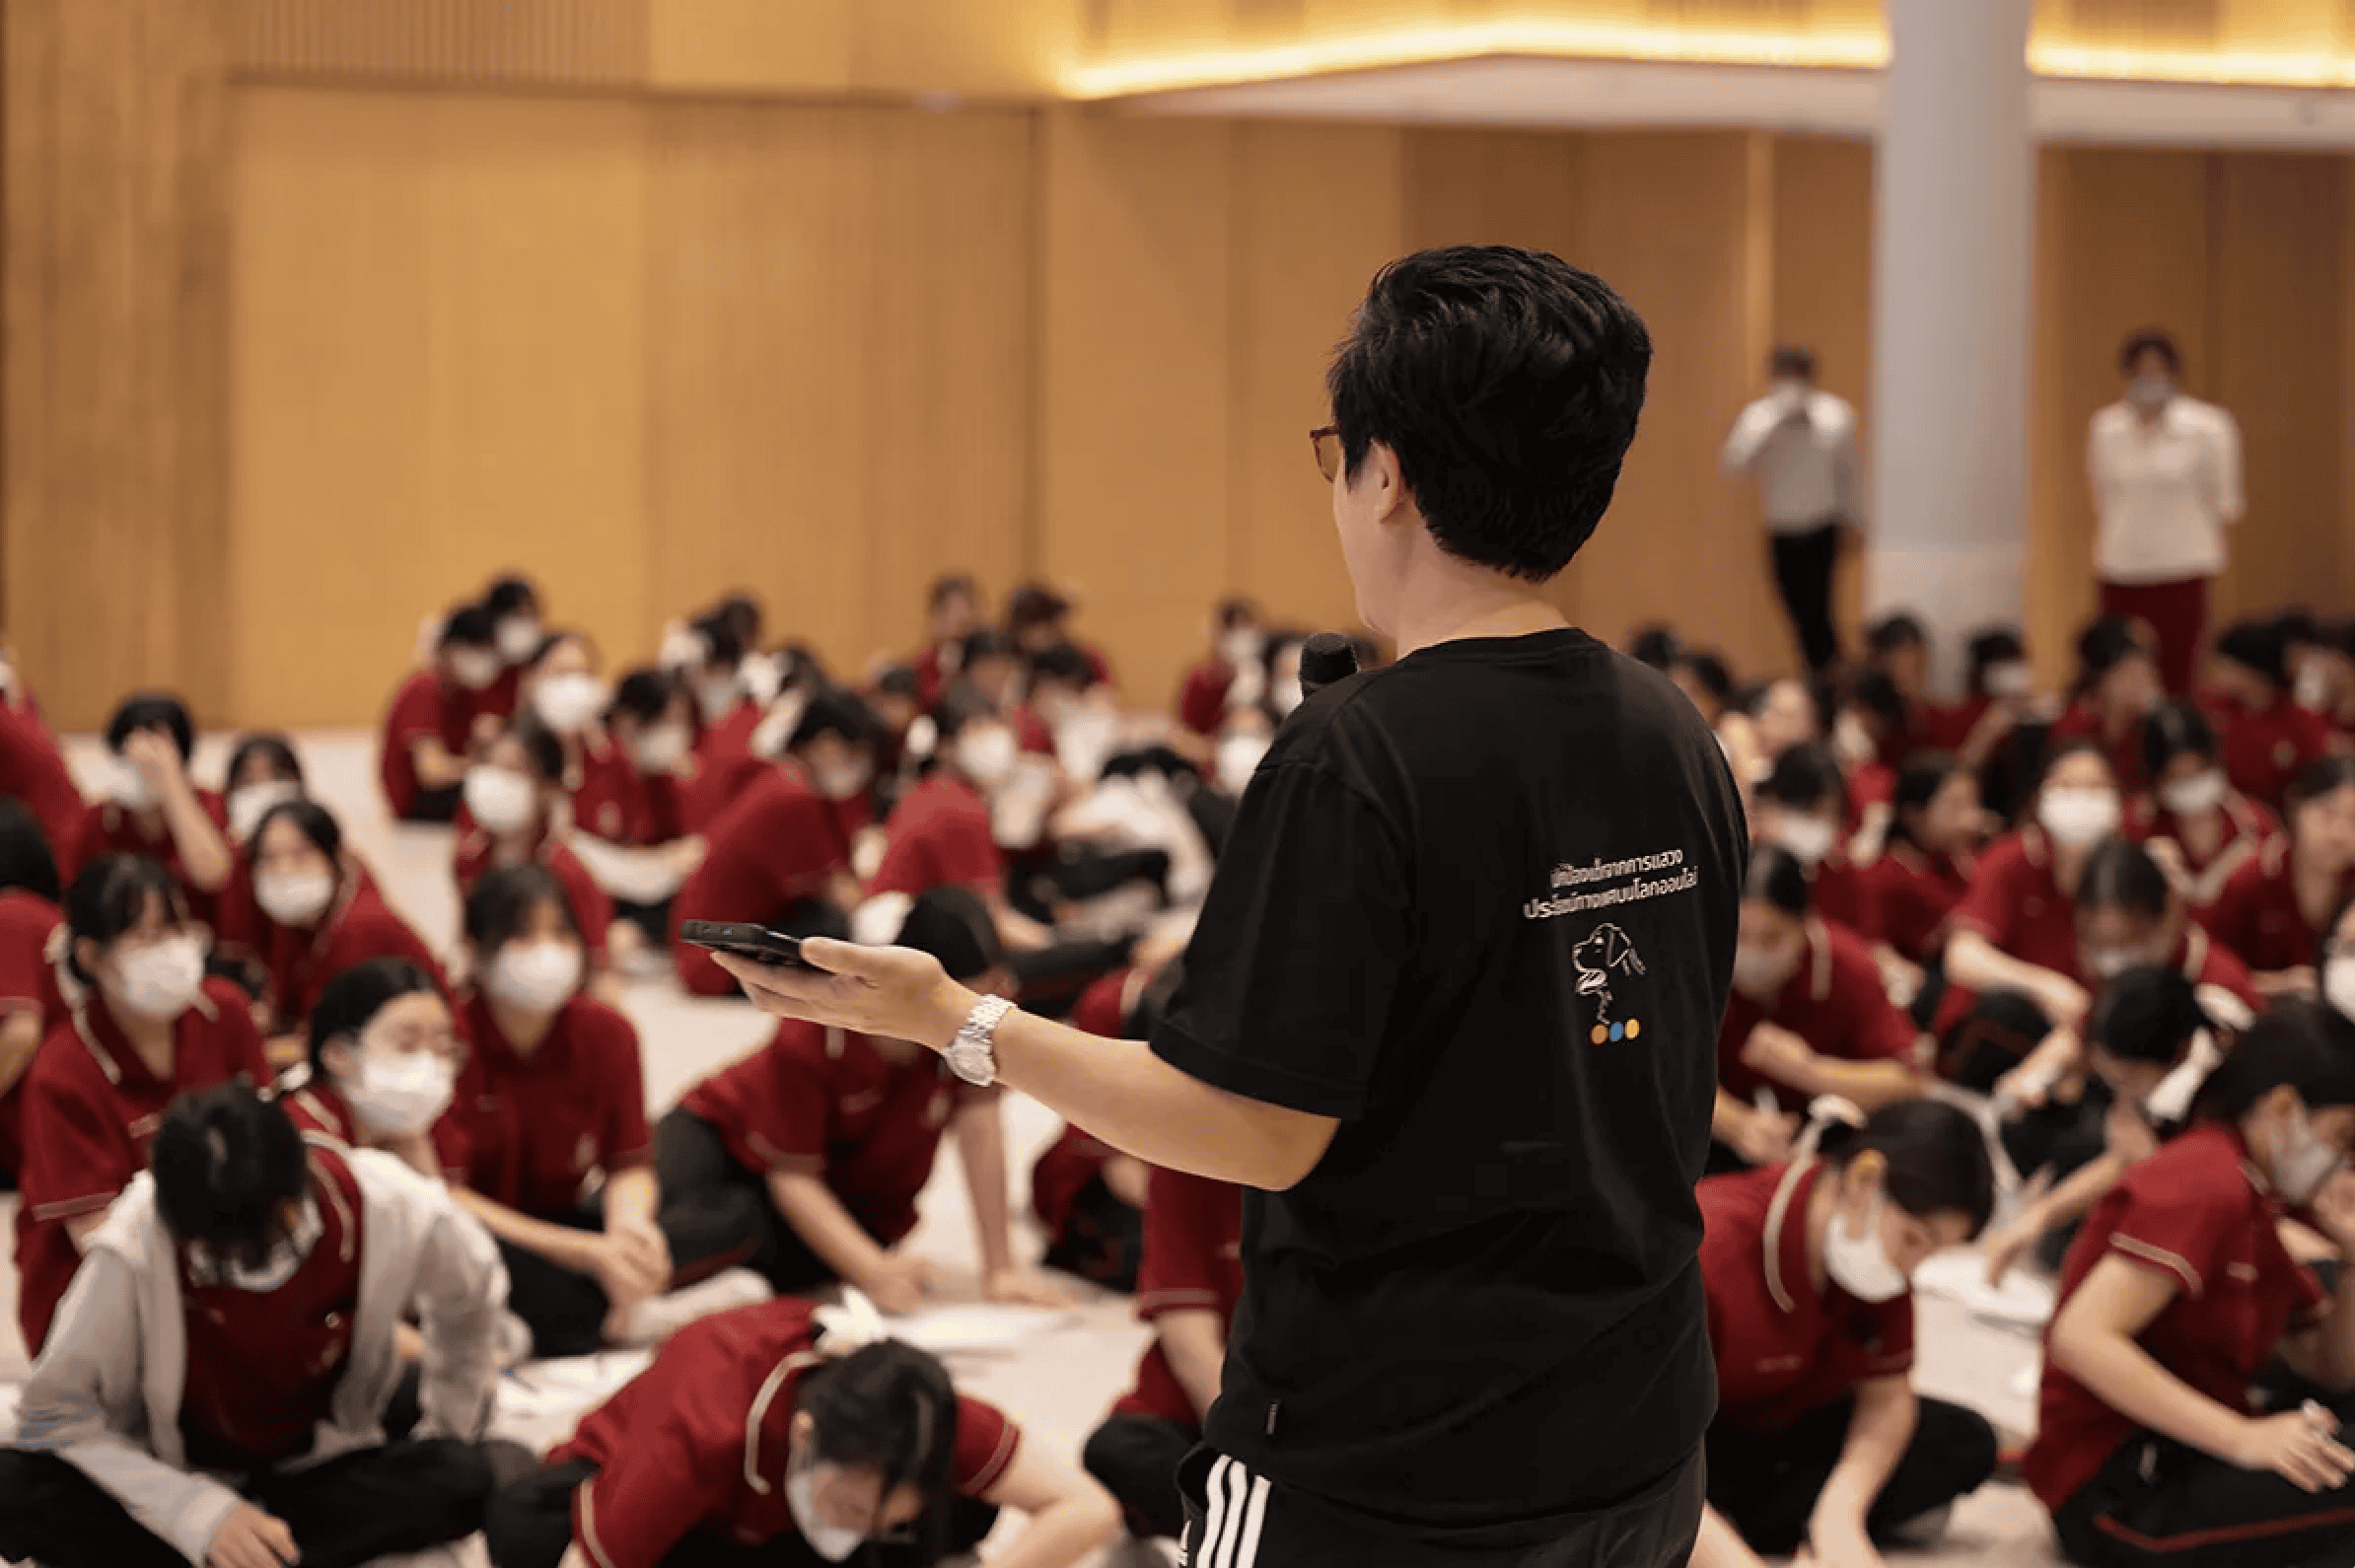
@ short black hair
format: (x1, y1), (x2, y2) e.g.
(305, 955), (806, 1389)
(1028, 643), (1098, 691)
(711, 594), (763, 651)
(438, 605), (497, 651)
(2075, 615), (2149, 683)
(65, 856), (188, 984)
(498, 716), (567, 788)
(1675, 651), (1734, 705)
(1889, 751), (1964, 852)
(1627, 624), (1682, 671)
(1848, 670), (1908, 731)
(2143, 699), (2218, 779)
(1814, 1099), (1995, 1237)
(484, 575), (540, 619)
(1215, 598), (1257, 630)
(252, 797), (343, 868)
(309, 957), (441, 1073)
(107, 693), (195, 761)
(894, 886), (1006, 982)
(153, 1084), (307, 1268)
(796, 1340), (962, 1562)
(2196, 999), (2355, 1121)
(1758, 744), (1848, 816)
(463, 863), (582, 954)
(1966, 625), (2027, 689)
(0, 797), (61, 903)
(1768, 343), (1818, 381)
(691, 610), (748, 671)
(2117, 327), (2181, 377)
(1327, 245), (1652, 583)
(226, 733), (305, 790)
(1743, 846), (1812, 917)
(960, 628), (1019, 669)
(930, 684), (999, 748)
(2088, 966), (2209, 1067)
(2076, 838), (2170, 920)
(609, 667), (684, 727)
(1866, 612), (1927, 657)
(789, 686), (882, 751)
(2213, 617), (2289, 688)
(1006, 584), (1070, 630)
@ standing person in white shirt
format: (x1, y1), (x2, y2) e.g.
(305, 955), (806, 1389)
(1723, 345), (1864, 677)
(2088, 328), (2245, 696)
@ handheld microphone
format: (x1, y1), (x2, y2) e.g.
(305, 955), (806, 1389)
(1298, 632), (1360, 700)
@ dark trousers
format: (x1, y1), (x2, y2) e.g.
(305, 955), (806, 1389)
(2100, 575), (2209, 696)
(1770, 523), (1845, 675)
(488, 1458), (999, 1568)
(1705, 1396), (1998, 1556)
(614, 896), (673, 948)
(1176, 1444), (1703, 1568)
(0, 1440), (497, 1568)
(2053, 1396), (2355, 1568)
(654, 1106), (838, 1295)
(1085, 1413), (1197, 1539)
(502, 1189), (697, 1359)
(1041, 1172), (1144, 1293)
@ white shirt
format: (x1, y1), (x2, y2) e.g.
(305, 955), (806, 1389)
(2088, 394), (2244, 583)
(1722, 384), (1864, 534)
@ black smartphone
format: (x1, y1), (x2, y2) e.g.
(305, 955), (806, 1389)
(678, 920), (810, 969)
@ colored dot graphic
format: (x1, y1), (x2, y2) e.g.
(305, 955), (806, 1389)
(1590, 1019), (1642, 1044)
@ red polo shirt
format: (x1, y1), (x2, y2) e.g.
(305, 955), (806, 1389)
(178, 1144), (365, 1470)
(2209, 695), (2333, 812)
(1934, 827), (2081, 1036)
(1178, 661), (1235, 738)
(379, 671), (473, 820)
(682, 704), (763, 834)
(2049, 704), (2150, 798)
(1810, 853), (1881, 944)
(567, 735), (642, 848)
(13, 980), (271, 1353)
(1922, 695), (1991, 755)
(2126, 790), (2279, 915)
(913, 643), (957, 710)
(256, 883), (440, 1038)
(1115, 1166), (1245, 1430)
(278, 1068), (472, 1184)
(1699, 1159), (1915, 1437)
(2026, 1122), (2325, 1509)
(1718, 921), (1917, 1114)
(451, 992), (650, 1220)
(671, 769), (852, 998)
(0, 703), (87, 865)
(63, 792), (231, 919)
(0, 889), (62, 1179)
(2166, 925), (2264, 1017)
(680, 1020), (981, 1247)
(870, 773), (1002, 899)
(1031, 973), (1128, 1238)
(552, 1299), (1019, 1568)
(452, 822), (612, 973)
(2206, 836), (2355, 975)
(1859, 843), (1972, 963)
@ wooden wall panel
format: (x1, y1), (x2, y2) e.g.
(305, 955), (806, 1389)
(6, 0), (234, 731)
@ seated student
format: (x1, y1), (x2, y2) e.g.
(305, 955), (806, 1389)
(1860, 751), (1980, 972)
(2207, 755), (2355, 997)
(0, 1084), (510, 1568)
(242, 798), (440, 1063)
(2051, 616), (2165, 802)
(658, 888), (1069, 1313)
(0, 798), (63, 1186)
(1626, 622), (1683, 673)
(867, 663), (924, 796)
(518, 628), (627, 829)
(1084, 1162), (1244, 1542)
(1833, 670), (1905, 846)
(1691, 1100), (1998, 1568)
(1750, 744), (1879, 942)
(1860, 612), (1939, 768)
(679, 608), (760, 831)
(1024, 641), (1122, 781)
(479, 571), (547, 727)
(1940, 624), (2048, 823)
(0, 692), (86, 860)
(1178, 597), (1262, 739)
(671, 687), (872, 997)
(2206, 616), (2335, 813)
(221, 731), (306, 848)
(485, 1295), (1120, 1568)
(955, 628), (1029, 716)
(381, 603), (503, 823)
(1712, 849), (1923, 1174)
(66, 693), (232, 914)
(14, 856), (272, 1355)
(574, 666), (708, 952)
(278, 956), (468, 1183)
(454, 715), (619, 983)
(2129, 698), (2280, 912)
(911, 571), (982, 709)
(1008, 580), (1114, 687)
(2027, 1001), (2355, 1568)
(875, 685), (1048, 950)
(1746, 674), (1826, 764)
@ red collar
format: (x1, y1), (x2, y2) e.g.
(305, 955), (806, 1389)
(73, 985), (217, 1088)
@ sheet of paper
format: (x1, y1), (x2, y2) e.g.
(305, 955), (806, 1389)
(886, 1303), (1083, 1355)
(1910, 1249), (2057, 1327)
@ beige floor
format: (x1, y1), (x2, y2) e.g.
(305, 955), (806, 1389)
(0, 734), (2065, 1566)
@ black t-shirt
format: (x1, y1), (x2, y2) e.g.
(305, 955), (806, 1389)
(1154, 627), (1747, 1533)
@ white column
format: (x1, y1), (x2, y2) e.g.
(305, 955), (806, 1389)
(1867, 0), (2037, 694)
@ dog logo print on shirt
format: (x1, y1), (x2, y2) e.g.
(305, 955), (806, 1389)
(1572, 923), (1647, 1043)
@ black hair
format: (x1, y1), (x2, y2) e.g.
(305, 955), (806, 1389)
(1007, 584), (1070, 630)
(790, 686), (882, 751)
(1215, 598), (1257, 630)
(2214, 617), (2290, 689)
(1758, 744), (1849, 817)
(64, 856), (189, 984)
(2038, 735), (2115, 787)
(463, 864), (582, 955)
(1966, 625), (2027, 693)
(1849, 669), (1909, 732)
(927, 574), (976, 612)
(107, 693), (195, 762)
(1743, 846), (1812, 918)
(608, 668), (684, 727)
(894, 886), (1006, 982)
(484, 575), (539, 620)
(524, 628), (594, 675)
(960, 628), (1019, 668)
(2277, 607), (2322, 649)
(308, 957), (442, 1073)
(874, 665), (920, 701)
(795, 1340), (962, 1561)
(226, 733), (305, 790)
(773, 642), (828, 693)
(1769, 343), (1817, 381)
(1676, 651), (1734, 705)
(1327, 245), (1652, 583)
(0, 798), (61, 903)
(691, 609), (748, 672)
(1627, 624), (1682, 672)
(2142, 699), (2218, 781)
(1028, 642), (1098, 691)
(2087, 966), (2209, 1067)
(2117, 327), (2181, 377)
(2195, 998), (2355, 1122)
(2075, 837), (2171, 920)
(438, 605), (497, 650)
(1866, 612), (1927, 658)
(496, 716), (567, 788)
(251, 798), (343, 868)
(152, 1084), (307, 1268)
(2291, 756), (2355, 829)
(711, 594), (763, 651)
(2075, 615), (2149, 691)
(929, 684), (1000, 748)
(1888, 751), (1964, 853)
(1814, 1099), (1996, 1236)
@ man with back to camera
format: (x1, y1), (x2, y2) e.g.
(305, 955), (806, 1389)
(719, 245), (1748, 1568)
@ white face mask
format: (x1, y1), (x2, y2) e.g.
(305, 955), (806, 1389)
(658, 624), (706, 673)
(2127, 375), (2175, 415)
(2160, 769), (2228, 818)
(2297, 665), (2333, 711)
(2326, 957), (2355, 1025)
(255, 867), (336, 928)
(108, 754), (154, 812)
(1270, 675), (1305, 717)
(956, 726), (1019, 787)
(1769, 815), (1838, 868)
(448, 648), (503, 691)
(627, 725), (690, 774)
(695, 677), (741, 726)
(1983, 660), (2034, 699)
(812, 756), (875, 804)
(741, 653), (785, 709)
(188, 1198), (322, 1295)
(2271, 1108), (2344, 1207)
(1732, 944), (1799, 998)
(464, 766), (538, 836)
(108, 933), (206, 1023)
(345, 1046), (457, 1140)
(227, 781), (302, 844)
(1823, 1188), (1909, 1303)
(532, 673), (607, 736)
(2039, 786), (2122, 849)
(2083, 946), (2160, 982)
(489, 941), (582, 1014)
(786, 1461), (866, 1563)
(1220, 628), (1263, 671)
(1216, 734), (1269, 796)
(495, 617), (543, 665)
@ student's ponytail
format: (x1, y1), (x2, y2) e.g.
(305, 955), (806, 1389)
(1801, 1096), (1996, 1238)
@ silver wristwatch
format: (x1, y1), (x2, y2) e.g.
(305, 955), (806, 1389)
(945, 995), (1016, 1087)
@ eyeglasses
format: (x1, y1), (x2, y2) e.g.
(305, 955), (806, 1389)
(1310, 426), (1342, 483)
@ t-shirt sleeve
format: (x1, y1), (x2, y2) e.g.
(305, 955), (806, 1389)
(599, 1014), (653, 1171)
(724, 1028), (834, 1176)
(1949, 845), (2024, 952)
(1137, 1167), (1234, 1320)
(750, 790), (851, 902)
(1866, 1295), (1917, 1379)
(951, 1395), (1023, 1497)
(869, 810), (938, 899)
(387, 677), (444, 746)
(572, 1405), (735, 1568)
(0, 908), (50, 1011)
(1152, 760), (1408, 1119)
(21, 1067), (134, 1221)
(1836, 955), (1918, 1065)
(2104, 1179), (2233, 1297)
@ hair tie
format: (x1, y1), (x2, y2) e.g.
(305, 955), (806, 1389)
(1793, 1094), (1866, 1161)
(813, 1288), (892, 1357)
